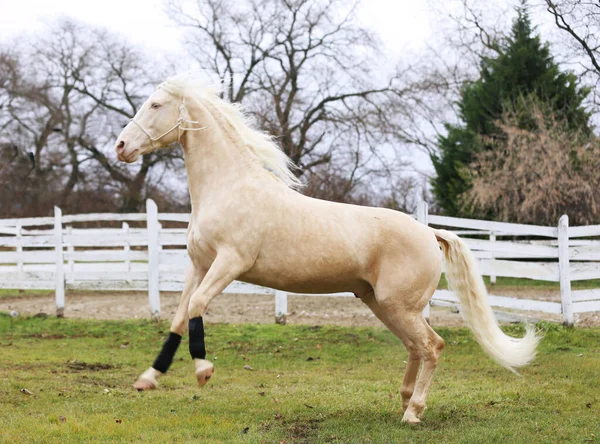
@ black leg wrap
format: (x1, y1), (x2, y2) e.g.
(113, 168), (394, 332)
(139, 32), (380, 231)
(189, 316), (206, 360)
(152, 332), (182, 373)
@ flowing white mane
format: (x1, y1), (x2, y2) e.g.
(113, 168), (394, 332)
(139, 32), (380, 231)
(158, 73), (303, 189)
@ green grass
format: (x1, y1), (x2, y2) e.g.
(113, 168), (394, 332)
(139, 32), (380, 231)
(1, 315), (599, 443)
(0, 289), (53, 299)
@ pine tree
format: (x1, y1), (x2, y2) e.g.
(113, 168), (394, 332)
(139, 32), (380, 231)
(431, 4), (590, 217)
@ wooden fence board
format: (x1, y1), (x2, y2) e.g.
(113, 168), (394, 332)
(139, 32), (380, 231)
(464, 238), (558, 258)
(572, 289), (600, 302)
(428, 215), (558, 237)
(64, 271), (148, 281)
(64, 250), (148, 262)
(571, 262), (600, 281)
(66, 281), (148, 291)
(158, 213), (190, 223)
(0, 235), (56, 247)
(573, 300), (600, 313)
(478, 259), (559, 281)
(61, 213), (146, 223)
(569, 225), (600, 238)
(570, 244), (600, 261)
(432, 290), (562, 314)
(0, 217), (55, 227)
(64, 233), (149, 247)
(0, 280), (54, 290)
(0, 251), (56, 264)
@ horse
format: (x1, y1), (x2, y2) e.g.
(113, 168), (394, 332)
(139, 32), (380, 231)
(114, 73), (539, 424)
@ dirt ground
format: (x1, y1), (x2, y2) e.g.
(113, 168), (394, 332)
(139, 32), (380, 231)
(1, 289), (599, 327)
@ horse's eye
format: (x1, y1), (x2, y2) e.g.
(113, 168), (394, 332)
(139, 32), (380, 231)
(151, 103), (161, 109)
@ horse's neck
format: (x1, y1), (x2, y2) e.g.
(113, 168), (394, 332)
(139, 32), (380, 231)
(181, 112), (266, 211)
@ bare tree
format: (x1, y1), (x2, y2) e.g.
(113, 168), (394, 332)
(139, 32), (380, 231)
(0, 19), (188, 215)
(543, 0), (600, 109)
(167, 0), (436, 198)
(463, 97), (600, 225)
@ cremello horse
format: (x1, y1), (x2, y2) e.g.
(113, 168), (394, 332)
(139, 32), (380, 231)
(115, 73), (539, 424)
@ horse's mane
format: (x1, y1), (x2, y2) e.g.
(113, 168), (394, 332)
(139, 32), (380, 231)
(158, 73), (303, 189)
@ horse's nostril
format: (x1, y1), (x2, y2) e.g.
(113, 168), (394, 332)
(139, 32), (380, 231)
(116, 141), (125, 151)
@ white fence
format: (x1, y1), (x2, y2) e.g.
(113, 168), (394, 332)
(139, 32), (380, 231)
(1, 200), (599, 326)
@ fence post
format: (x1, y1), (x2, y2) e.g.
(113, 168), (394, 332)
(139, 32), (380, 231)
(558, 215), (573, 326)
(16, 224), (24, 293)
(275, 290), (287, 325)
(54, 206), (65, 318)
(416, 201), (431, 323)
(489, 232), (496, 285)
(16, 224), (23, 272)
(66, 226), (74, 283)
(146, 199), (161, 320)
(123, 222), (131, 281)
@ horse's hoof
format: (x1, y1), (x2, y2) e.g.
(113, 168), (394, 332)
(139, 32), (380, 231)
(194, 359), (214, 387)
(133, 367), (160, 391)
(133, 379), (156, 391)
(401, 412), (421, 425)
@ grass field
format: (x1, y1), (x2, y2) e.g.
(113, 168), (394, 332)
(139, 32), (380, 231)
(1, 314), (599, 443)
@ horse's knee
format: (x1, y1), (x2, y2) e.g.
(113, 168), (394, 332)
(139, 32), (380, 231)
(426, 336), (445, 363)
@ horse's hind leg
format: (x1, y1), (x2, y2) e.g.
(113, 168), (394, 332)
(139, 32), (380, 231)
(361, 291), (421, 412)
(133, 266), (204, 390)
(370, 282), (445, 424)
(383, 305), (444, 424)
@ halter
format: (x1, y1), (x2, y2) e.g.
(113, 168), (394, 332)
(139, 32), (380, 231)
(130, 97), (205, 149)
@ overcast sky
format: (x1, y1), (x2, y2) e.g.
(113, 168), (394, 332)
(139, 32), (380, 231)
(0, 0), (435, 55)
(1, 0), (577, 177)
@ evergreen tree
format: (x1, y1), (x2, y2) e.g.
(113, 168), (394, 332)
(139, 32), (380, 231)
(431, 4), (590, 217)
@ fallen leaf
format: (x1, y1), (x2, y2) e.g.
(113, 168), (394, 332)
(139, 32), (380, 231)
(20, 388), (33, 395)
(243, 365), (254, 371)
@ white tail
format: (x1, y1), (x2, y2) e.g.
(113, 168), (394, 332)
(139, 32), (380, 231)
(434, 228), (540, 373)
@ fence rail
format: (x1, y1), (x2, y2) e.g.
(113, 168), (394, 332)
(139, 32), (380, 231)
(1, 200), (599, 325)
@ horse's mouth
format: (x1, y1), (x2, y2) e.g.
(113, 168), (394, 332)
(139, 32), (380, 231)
(117, 149), (140, 163)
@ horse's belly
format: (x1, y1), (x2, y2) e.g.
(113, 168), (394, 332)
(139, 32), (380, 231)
(239, 255), (365, 294)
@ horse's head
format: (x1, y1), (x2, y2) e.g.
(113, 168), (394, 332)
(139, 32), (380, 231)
(115, 88), (183, 163)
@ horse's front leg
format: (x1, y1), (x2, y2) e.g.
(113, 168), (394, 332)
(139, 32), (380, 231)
(187, 251), (248, 387)
(134, 265), (204, 390)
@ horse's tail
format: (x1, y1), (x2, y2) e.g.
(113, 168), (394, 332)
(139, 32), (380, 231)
(433, 228), (540, 373)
